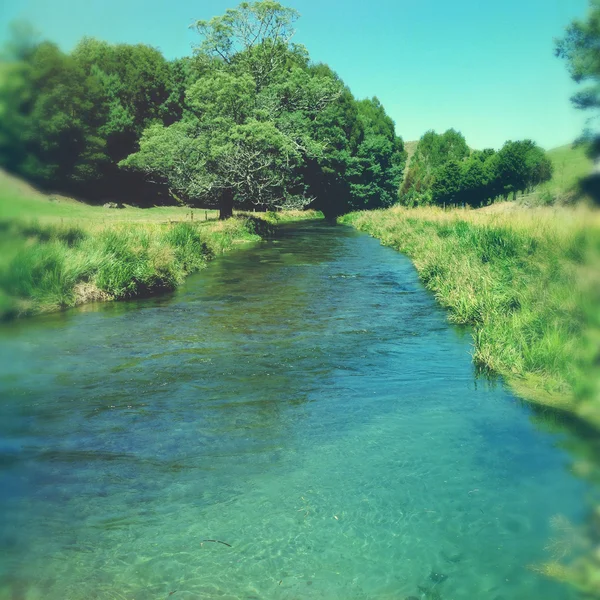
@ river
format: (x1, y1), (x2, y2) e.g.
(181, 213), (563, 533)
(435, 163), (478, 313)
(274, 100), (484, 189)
(0, 221), (594, 599)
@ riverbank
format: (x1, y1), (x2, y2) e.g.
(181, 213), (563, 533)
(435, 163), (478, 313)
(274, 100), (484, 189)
(0, 173), (323, 320)
(340, 205), (600, 430)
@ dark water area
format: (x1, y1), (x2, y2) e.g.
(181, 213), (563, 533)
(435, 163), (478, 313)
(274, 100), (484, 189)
(0, 221), (595, 599)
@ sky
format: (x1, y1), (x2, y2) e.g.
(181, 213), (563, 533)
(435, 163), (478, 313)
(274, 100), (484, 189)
(0, 0), (590, 150)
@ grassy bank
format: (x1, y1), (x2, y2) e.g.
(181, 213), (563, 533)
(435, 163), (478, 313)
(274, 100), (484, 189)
(340, 205), (600, 429)
(0, 172), (323, 319)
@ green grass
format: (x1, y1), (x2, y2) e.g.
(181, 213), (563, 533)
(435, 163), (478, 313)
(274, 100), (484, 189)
(0, 170), (323, 319)
(0, 169), (221, 225)
(341, 203), (600, 594)
(340, 205), (600, 428)
(524, 144), (594, 205)
(547, 144), (594, 193)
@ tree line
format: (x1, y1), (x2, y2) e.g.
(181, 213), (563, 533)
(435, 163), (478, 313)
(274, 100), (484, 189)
(400, 129), (553, 207)
(0, 3), (405, 218)
(0, 1), (558, 216)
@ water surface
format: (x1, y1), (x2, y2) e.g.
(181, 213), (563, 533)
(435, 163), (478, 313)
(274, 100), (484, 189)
(0, 222), (592, 599)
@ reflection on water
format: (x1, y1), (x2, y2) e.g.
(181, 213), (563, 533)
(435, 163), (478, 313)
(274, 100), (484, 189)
(0, 222), (595, 599)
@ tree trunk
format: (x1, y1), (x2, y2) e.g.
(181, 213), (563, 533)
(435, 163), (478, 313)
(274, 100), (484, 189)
(219, 188), (234, 220)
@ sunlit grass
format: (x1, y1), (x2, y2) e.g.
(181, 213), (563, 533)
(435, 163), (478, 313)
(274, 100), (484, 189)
(340, 204), (600, 429)
(526, 143), (594, 205)
(0, 170), (323, 319)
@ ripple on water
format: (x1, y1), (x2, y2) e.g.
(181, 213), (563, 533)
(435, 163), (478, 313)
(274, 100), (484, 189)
(0, 222), (589, 599)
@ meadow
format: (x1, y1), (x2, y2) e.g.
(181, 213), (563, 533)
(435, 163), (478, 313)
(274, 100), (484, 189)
(0, 171), (322, 320)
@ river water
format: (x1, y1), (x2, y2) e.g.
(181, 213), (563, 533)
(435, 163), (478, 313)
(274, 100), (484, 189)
(0, 222), (594, 599)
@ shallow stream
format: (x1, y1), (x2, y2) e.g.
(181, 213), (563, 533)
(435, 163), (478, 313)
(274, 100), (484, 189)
(0, 222), (594, 599)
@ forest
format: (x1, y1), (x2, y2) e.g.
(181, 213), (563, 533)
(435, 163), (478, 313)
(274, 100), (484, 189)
(0, 1), (554, 218)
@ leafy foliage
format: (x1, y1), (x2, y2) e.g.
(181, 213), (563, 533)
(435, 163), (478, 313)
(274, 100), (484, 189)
(556, 0), (600, 124)
(400, 129), (470, 204)
(1, 1), (406, 217)
(0, 0), (559, 214)
(123, 1), (405, 217)
(556, 0), (600, 203)
(401, 130), (552, 207)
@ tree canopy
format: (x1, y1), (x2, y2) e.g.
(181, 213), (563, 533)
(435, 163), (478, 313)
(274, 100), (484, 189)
(400, 130), (552, 207)
(121, 0), (406, 217)
(0, 1), (407, 216)
(0, 0), (559, 214)
(556, 0), (600, 201)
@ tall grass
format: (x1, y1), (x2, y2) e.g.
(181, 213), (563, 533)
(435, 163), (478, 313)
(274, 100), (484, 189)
(0, 216), (279, 319)
(340, 206), (600, 428)
(341, 204), (600, 595)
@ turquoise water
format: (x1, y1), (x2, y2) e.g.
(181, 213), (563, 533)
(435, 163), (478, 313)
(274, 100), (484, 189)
(0, 222), (593, 599)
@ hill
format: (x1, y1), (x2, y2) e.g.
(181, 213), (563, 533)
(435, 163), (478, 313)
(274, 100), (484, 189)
(543, 143), (594, 200)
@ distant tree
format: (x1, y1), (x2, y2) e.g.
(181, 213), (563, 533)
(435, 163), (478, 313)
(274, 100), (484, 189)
(0, 41), (108, 191)
(459, 156), (489, 207)
(495, 140), (552, 199)
(401, 129), (469, 203)
(299, 68), (363, 216)
(71, 39), (174, 165)
(431, 160), (463, 205)
(0, 35), (182, 202)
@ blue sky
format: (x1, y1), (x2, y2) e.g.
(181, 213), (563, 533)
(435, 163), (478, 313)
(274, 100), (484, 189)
(0, 0), (589, 149)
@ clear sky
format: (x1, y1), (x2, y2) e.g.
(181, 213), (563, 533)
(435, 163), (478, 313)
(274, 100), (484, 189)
(0, 0), (589, 150)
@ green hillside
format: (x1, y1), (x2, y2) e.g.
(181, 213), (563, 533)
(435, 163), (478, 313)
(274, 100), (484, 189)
(543, 143), (594, 199)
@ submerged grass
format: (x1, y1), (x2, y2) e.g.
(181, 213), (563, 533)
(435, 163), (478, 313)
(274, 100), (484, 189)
(0, 172), (323, 319)
(340, 205), (600, 429)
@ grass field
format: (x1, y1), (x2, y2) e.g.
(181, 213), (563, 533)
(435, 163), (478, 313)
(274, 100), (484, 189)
(0, 170), (322, 319)
(0, 169), (220, 225)
(340, 205), (600, 430)
(533, 143), (595, 205)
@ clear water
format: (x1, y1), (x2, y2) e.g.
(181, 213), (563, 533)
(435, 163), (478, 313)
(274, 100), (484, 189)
(0, 222), (593, 599)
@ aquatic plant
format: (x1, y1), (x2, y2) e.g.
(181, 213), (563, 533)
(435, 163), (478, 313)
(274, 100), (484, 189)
(532, 510), (600, 597)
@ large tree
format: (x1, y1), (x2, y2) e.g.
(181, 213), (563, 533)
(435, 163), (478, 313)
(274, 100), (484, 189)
(123, 2), (341, 218)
